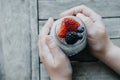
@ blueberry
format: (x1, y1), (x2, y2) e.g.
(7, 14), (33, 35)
(77, 33), (83, 40)
(78, 27), (84, 33)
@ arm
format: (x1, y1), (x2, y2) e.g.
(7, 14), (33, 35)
(39, 17), (72, 80)
(60, 5), (120, 74)
(95, 43), (120, 74)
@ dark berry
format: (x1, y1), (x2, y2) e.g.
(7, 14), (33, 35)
(78, 27), (84, 33)
(65, 31), (78, 44)
(77, 33), (83, 40)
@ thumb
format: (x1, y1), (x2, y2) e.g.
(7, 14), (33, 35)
(46, 36), (66, 62)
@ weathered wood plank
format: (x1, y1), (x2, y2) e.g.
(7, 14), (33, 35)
(40, 61), (120, 80)
(40, 64), (49, 80)
(0, 0), (33, 80)
(29, 0), (40, 80)
(38, 0), (120, 19)
(39, 18), (120, 61)
(0, 29), (5, 80)
(104, 18), (120, 39)
(72, 62), (120, 80)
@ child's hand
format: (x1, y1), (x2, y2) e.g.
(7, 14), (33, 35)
(60, 5), (112, 58)
(60, 5), (120, 74)
(39, 18), (72, 80)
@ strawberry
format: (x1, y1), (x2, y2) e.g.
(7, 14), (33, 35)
(57, 22), (68, 38)
(57, 18), (80, 38)
(63, 18), (80, 31)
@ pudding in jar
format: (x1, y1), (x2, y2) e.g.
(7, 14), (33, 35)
(50, 16), (87, 56)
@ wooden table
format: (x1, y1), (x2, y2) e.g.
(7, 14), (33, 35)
(0, 0), (120, 80)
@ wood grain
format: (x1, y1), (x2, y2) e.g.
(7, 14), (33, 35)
(0, 0), (39, 80)
(0, 28), (5, 80)
(29, 0), (40, 80)
(40, 62), (120, 80)
(0, 0), (31, 79)
(38, 0), (120, 19)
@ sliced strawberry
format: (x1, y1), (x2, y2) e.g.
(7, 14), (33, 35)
(57, 22), (68, 38)
(63, 18), (80, 31)
(57, 18), (80, 38)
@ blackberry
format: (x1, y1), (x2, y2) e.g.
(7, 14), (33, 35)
(65, 31), (78, 44)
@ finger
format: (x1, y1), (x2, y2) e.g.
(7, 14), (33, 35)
(60, 6), (82, 17)
(77, 13), (102, 39)
(45, 36), (66, 62)
(60, 5), (101, 21)
(39, 35), (54, 65)
(76, 13), (93, 31)
(40, 17), (54, 36)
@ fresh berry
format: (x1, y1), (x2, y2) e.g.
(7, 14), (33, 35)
(78, 27), (84, 33)
(57, 18), (80, 38)
(57, 22), (68, 38)
(63, 18), (80, 31)
(65, 31), (78, 44)
(77, 33), (83, 40)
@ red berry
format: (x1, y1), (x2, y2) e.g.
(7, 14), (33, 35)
(63, 18), (80, 31)
(57, 18), (80, 38)
(57, 22), (68, 38)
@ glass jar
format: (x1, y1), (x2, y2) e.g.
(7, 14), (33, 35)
(50, 16), (87, 56)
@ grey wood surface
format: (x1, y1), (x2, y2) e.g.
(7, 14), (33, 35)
(0, 28), (5, 80)
(0, 0), (31, 80)
(0, 0), (39, 80)
(38, 0), (120, 19)
(29, 0), (40, 80)
(40, 62), (120, 80)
